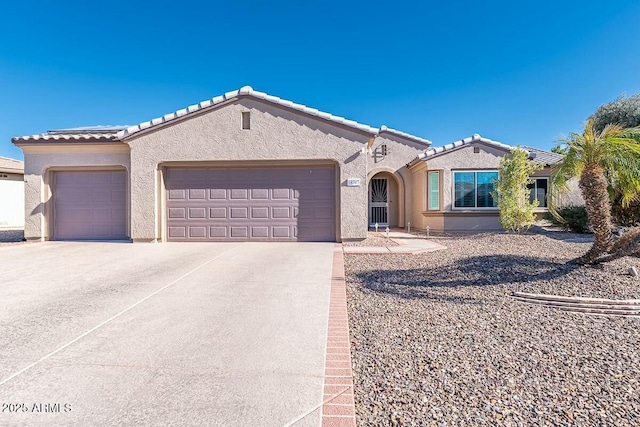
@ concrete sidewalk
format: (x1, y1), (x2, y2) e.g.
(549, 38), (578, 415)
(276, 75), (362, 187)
(342, 231), (447, 254)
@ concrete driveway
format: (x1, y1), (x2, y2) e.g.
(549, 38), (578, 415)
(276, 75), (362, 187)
(0, 241), (335, 426)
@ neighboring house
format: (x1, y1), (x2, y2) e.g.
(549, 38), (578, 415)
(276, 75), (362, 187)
(12, 86), (577, 242)
(0, 156), (25, 228)
(407, 134), (580, 231)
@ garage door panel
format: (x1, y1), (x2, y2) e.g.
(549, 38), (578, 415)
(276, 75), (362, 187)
(166, 166), (335, 241)
(209, 208), (226, 219)
(273, 227), (291, 238)
(251, 226), (269, 238)
(168, 189), (186, 200)
(189, 227), (207, 238)
(188, 189), (206, 200)
(231, 227), (248, 238)
(169, 208), (186, 219)
(251, 207), (269, 219)
(251, 189), (269, 199)
(272, 207), (290, 219)
(230, 189), (248, 199)
(209, 189), (226, 199)
(54, 171), (127, 240)
(230, 207), (248, 218)
(168, 227), (186, 238)
(272, 189), (290, 199)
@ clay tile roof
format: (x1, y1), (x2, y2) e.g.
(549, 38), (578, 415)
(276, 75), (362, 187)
(419, 134), (512, 159)
(12, 126), (128, 143)
(409, 134), (562, 166)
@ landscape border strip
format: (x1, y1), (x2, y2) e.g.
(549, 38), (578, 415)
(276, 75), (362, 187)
(321, 245), (357, 427)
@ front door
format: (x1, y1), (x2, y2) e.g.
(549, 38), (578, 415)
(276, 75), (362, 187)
(369, 178), (388, 227)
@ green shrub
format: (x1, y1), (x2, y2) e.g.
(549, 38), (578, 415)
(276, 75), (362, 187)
(544, 206), (589, 233)
(494, 147), (543, 233)
(611, 198), (640, 227)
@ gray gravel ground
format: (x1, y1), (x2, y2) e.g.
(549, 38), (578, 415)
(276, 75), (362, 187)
(0, 229), (24, 245)
(345, 232), (640, 426)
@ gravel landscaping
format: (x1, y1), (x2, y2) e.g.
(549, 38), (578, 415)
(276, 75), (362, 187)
(0, 229), (24, 246)
(345, 232), (640, 426)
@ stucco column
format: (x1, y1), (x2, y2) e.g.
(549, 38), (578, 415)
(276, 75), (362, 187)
(23, 173), (45, 241)
(339, 156), (369, 240)
(129, 154), (159, 242)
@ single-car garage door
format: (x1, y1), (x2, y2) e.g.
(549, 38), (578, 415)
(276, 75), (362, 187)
(165, 165), (336, 242)
(53, 171), (127, 240)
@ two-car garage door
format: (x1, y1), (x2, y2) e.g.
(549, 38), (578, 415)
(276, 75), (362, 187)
(165, 165), (336, 242)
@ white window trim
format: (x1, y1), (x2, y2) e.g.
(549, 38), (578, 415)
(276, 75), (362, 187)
(452, 170), (499, 210)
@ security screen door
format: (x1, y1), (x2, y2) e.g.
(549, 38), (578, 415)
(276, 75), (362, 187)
(369, 178), (388, 226)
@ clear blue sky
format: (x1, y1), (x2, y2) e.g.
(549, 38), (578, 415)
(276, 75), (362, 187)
(1, 1), (639, 160)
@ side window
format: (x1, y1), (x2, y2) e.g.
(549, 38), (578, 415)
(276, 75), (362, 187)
(427, 171), (440, 211)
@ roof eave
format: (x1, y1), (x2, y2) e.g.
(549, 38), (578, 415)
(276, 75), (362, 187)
(12, 137), (123, 146)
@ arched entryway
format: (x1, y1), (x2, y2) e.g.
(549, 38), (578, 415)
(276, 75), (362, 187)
(368, 171), (402, 228)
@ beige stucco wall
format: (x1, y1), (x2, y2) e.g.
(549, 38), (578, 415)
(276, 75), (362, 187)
(20, 144), (130, 240)
(0, 173), (24, 228)
(126, 98), (425, 241)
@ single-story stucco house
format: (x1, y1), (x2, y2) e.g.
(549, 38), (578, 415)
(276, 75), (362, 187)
(0, 156), (25, 229)
(12, 86), (577, 242)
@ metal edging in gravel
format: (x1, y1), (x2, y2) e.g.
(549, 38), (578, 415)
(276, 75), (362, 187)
(320, 244), (357, 427)
(512, 291), (640, 317)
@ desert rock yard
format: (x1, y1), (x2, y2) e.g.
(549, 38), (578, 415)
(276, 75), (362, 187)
(345, 233), (640, 426)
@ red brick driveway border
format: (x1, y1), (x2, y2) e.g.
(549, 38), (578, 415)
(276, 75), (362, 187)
(321, 245), (357, 427)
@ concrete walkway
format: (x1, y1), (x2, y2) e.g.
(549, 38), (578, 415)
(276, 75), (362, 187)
(342, 231), (447, 254)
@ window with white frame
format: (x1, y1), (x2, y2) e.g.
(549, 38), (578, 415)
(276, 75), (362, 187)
(453, 171), (499, 208)
(527, 177), (549, 207)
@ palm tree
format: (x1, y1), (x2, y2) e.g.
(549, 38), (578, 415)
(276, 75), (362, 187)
(551, 120), (640, 264)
